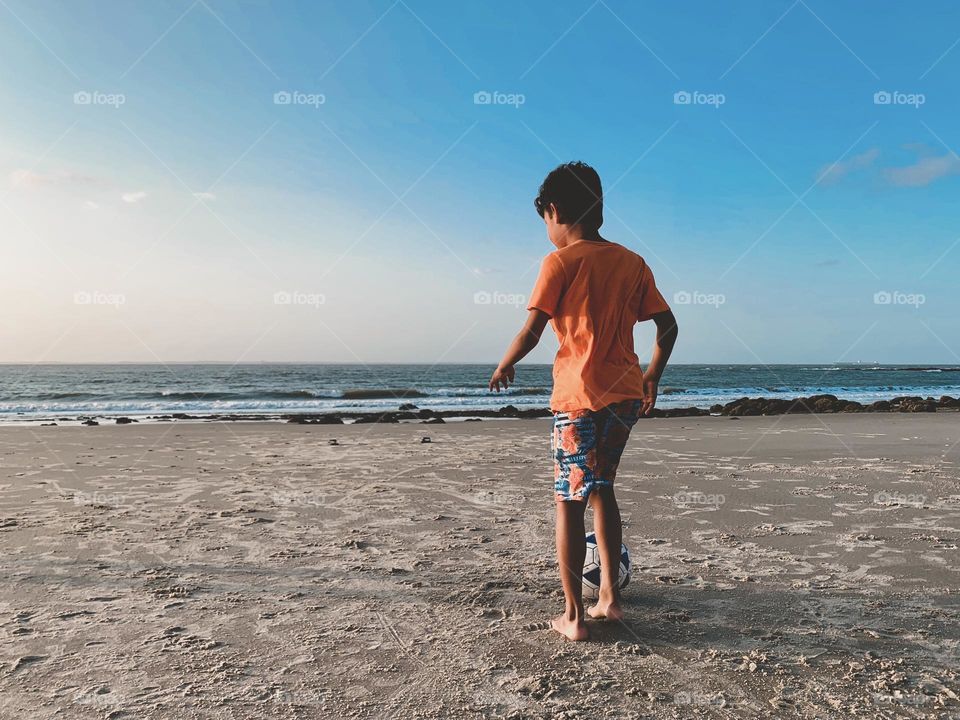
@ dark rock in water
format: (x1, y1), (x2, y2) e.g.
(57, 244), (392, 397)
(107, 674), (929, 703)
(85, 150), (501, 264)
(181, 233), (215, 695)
(876, 397), (916, 412)
(328, 439), (339, 446)
(713, 393), (946, 416)
(398, 403), (418, 411)
(40, 422), (57, 427)
(717, 394), (865, 416)
(464, 418), (483, 422)
(500, 405), (521, 417)
(889, 395), (921, 405)
(939, 395), (960, 408)
(82, 419), (99, 426)
(719, 397), (755, 416)
(115, 417), (136, 424)
(416, 408), (437, 419)
(717, 397), (775, 416)
(421, 436), (432, 443)
(709, 404), (724, 414)
(423, 417), (445, 424)
(808, 394), (863, 413)
(172, 413), (191, 420)
(878, 396), (937, 413)
(897, 397), (937, 413)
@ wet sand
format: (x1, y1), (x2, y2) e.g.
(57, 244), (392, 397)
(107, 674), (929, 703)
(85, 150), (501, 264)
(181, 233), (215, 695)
(0, 415), (958, 718)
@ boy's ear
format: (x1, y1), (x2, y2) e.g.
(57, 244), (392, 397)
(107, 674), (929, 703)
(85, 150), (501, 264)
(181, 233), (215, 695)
(546, 203), (559, 222)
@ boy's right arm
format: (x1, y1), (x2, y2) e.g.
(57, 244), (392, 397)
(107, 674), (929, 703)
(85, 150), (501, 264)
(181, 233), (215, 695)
(490, 254), (564, 392)
(642, 309), (678, 416)
(489, 309), (551, 392)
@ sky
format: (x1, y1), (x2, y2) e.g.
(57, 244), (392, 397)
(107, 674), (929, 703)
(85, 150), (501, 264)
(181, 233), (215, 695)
(1, 0), (959, 365)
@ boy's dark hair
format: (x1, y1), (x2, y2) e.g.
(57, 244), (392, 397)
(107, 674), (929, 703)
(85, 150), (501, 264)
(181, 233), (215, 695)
(534, 161), (603, 230)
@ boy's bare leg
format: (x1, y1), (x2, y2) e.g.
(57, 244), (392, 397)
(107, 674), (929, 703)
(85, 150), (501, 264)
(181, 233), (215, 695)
(586, 485), (625, 621)
(552, 499), (589, 641)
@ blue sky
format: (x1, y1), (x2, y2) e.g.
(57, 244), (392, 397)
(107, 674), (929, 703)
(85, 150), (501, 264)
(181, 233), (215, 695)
(2, 0), (958, 364)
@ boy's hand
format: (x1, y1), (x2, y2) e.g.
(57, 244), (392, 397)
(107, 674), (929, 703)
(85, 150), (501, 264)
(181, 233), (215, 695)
(489, 365), (515, 392)
(641, 377), (658, 416)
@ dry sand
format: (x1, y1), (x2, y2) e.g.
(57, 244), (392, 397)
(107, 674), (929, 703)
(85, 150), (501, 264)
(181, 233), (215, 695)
(0, 414), (958, 719)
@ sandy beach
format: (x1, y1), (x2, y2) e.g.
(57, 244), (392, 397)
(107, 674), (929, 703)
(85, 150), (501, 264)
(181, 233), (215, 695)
(1, 415), (958, 719)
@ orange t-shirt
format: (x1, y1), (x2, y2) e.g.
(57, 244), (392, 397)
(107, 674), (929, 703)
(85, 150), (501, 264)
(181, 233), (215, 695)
(527, 240), (670, 412)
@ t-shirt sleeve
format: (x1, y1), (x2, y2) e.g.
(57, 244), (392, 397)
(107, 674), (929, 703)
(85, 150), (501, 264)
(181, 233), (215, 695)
(636, 264), (671, 321)
(527, 254), (566, 317)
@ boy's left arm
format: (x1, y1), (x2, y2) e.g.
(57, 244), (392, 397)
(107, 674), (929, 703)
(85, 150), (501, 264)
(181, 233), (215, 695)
(489, 309), (551, 391)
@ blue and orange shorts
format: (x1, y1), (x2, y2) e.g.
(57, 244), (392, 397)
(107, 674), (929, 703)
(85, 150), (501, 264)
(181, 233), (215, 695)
(552, 399), (643, 502)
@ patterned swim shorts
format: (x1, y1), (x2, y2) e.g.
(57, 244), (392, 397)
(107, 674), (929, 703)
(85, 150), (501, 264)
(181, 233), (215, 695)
(552, 399), (643, 502)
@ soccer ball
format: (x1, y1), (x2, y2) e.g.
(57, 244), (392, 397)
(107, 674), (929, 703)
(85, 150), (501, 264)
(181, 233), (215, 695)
(582, 532), (630, 600)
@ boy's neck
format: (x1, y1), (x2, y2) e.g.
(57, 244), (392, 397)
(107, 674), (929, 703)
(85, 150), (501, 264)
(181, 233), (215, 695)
(556, 225), (605, 249)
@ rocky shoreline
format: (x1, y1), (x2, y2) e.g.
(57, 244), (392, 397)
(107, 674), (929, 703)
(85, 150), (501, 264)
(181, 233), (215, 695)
(23, 393), (960, 426)
(707, 393), (960, 416)
(282, 393), (960, 424)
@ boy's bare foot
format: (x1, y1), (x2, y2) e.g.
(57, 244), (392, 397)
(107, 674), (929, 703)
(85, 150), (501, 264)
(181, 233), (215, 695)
(551, 614), (589, 641)
(587, 596), (625, 621)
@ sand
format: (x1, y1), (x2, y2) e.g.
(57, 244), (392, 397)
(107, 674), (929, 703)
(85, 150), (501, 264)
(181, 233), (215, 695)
(0, 414), (958, 719)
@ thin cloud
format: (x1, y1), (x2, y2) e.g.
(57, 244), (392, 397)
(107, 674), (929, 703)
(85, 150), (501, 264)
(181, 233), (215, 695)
(883, 153), (960, 187)
(816, 148), (879, 185)
(193, 191), (216, 201)
(9, 169), (98, 189)
(121, 191), (148, 203)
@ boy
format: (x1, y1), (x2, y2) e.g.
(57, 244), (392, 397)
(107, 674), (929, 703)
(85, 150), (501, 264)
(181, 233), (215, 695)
(489, 162), (678, 641)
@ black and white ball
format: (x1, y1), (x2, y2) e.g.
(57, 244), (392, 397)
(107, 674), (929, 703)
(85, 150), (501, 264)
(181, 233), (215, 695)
(582, 532), (630, 600)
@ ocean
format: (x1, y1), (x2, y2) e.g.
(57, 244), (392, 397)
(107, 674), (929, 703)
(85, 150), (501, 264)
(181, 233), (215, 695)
(1, 364), (959, 422)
